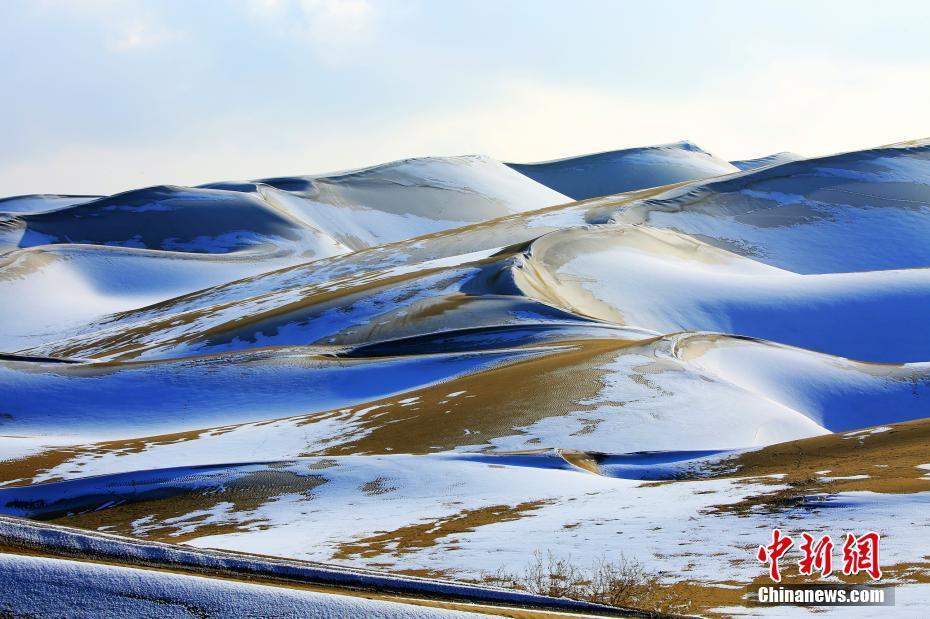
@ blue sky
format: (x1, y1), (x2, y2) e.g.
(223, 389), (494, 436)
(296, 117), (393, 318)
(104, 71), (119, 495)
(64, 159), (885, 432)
(2, 0), (929, 195)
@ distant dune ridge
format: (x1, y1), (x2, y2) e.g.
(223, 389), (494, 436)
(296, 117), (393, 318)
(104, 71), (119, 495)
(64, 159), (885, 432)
(729, 151), (804, 170)
(505, 140), (739, 199)
(2, 138), (930, 616)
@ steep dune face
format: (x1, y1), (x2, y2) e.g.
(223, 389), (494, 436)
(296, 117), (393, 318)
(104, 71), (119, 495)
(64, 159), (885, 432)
(506, 141), (738, 199)
(2, 138), (930, 614)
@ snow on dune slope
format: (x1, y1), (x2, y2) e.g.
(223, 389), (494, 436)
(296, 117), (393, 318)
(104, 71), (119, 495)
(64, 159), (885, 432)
(0, 194), (101, 215)
(515, 225), (930, 362)
(0, 158), (573, 353)
(6, 185), (346, 255)
(0, 245), (317, 352)
(0, 336), (828, 483)
(24, 247), (540, 361)
(24, 245), (632, 363)
(506, 141), (738, 199)
(729, 152), (804, 170)
(3, 451), (929, 606)
(623, 139), (930, 274)
(0, 186), (351, 348)
(674, 333), (930, 432)
(205, 155), (570, 249)
(0, 156), (569, 262)
(0, 553), (491, 618)
(0, 345), (549, 443)
(6, 331), (927, 486)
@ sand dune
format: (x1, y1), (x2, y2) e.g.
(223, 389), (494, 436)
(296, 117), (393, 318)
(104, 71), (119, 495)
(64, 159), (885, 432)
(4, 332), (927, 489)
(673, 334), (930, 432)
(623, 139), (930, 273)
(205, 155), (570, 249)
(729, 151), (804, 170)
(515, 224), (930, 361)
(0, 194), (101, 215)
(0, 245), (321, 352)
(507, 141), (738, 199)
(6, 185), (342, 255)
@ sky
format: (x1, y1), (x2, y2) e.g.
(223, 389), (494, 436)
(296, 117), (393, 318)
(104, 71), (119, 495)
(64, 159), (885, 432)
(2, 0), (930, 196)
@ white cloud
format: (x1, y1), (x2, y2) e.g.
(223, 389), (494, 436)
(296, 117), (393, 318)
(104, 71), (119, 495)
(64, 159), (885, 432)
(300, 0), (374, 35)
(3, 58), (929, 196)
(106, 19), (170, 52)
(249, 0), (377, 62)
(388, 59), (930, 163)
(30, 1), (176, 53)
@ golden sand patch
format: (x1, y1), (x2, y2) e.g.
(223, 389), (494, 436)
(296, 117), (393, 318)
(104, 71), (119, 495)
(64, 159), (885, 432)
(704, 418), (930, 515)
(333, 501), (551, 560)
(0, 422), (253, 486)
(36, 471), (327, 543)
(320, 338), (646, 456)
(0, 337), (648, 487)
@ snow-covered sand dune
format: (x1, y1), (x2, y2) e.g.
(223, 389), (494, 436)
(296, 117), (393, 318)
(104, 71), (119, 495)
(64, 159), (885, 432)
(204, 155), (571, 249)
(0, 157), (567, 352)
(2, 138), (930, 617)
(623, 139), (930, 273)
(729, 151), (804, 171)
(0, 515), (635, 617)
(516, 225), (930, 361)
(0, 553), (492, 618)
(0, 194), (101, 215)
(506, 141), (739, 199)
